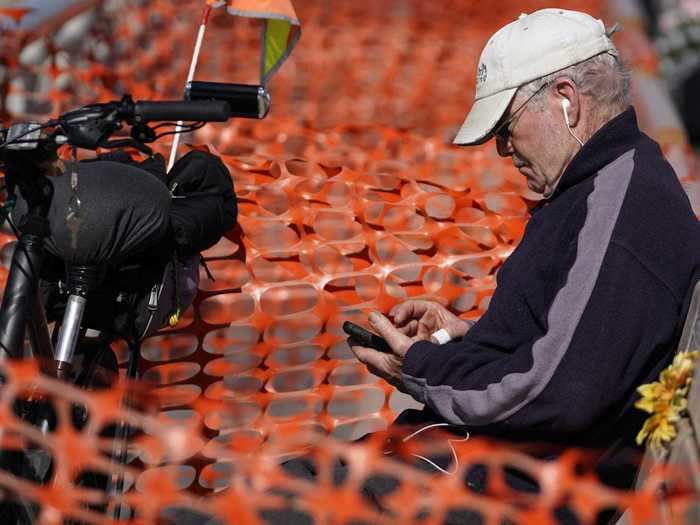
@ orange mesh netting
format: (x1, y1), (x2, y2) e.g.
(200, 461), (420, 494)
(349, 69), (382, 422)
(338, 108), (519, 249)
(0, 0), (698, 523)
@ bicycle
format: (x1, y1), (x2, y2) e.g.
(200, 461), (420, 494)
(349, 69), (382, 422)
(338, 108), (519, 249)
(0, 85), (268, 523)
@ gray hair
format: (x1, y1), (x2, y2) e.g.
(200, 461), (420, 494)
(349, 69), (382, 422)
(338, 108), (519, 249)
(517, 52), (631, 114)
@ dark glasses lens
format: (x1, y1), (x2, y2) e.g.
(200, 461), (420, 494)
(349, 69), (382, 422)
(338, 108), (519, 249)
(493, 117), (512, 140)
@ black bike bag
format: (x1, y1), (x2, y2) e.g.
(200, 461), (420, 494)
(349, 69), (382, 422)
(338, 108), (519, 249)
(14, 159), (171, 266)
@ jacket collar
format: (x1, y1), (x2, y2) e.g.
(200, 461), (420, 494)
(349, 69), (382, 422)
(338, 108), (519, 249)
(548, 107), (642, 201)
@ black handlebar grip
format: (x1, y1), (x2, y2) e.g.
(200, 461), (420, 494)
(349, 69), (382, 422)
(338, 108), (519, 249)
(134, 100), (231, 122)
(186, 81), (270, 119)
(342, 321), (393, 353)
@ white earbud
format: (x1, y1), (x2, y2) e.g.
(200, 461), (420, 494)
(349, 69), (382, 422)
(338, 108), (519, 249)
(561, 99), (571, 127)
(561, 98), (584, 147)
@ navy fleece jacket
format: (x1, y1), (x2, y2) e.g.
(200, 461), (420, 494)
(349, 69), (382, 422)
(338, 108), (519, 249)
(400, 108), (700, 448)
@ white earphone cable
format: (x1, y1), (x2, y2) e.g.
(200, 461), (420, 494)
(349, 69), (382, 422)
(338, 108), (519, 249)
(395, 422), (471, 475)
(562, 100), (584, 147)
(567, 125), (584, 147)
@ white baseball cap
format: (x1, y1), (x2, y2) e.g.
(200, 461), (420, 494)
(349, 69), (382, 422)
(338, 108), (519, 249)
(453, 8), (619, 146)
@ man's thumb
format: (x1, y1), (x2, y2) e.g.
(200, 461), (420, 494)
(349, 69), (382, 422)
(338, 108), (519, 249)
(369, 311), (408, 354)
(369, 311), (393, 336)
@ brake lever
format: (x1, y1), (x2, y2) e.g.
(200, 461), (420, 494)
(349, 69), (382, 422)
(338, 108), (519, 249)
(99, 138), (153, 156)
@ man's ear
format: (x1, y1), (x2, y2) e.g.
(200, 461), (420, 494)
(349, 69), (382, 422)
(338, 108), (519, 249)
(554, 77), (580, 127)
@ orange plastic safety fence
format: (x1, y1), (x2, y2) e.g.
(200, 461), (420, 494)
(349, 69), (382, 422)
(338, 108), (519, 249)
(0, 357), (697, 525)
(0, 0), (698, 523)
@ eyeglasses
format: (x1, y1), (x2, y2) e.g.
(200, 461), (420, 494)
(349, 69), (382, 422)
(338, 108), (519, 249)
(492, 81), (552, 141)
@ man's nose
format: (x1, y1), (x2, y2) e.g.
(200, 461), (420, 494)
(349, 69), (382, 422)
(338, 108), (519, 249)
(495, 134), (513, 157)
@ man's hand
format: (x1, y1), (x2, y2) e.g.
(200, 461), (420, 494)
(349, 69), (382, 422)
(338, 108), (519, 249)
(390, 300), (473, 343)
(348, 311), (416, 392)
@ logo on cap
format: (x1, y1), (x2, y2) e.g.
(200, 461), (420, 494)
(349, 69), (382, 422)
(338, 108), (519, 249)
(476, 63), (487, 87)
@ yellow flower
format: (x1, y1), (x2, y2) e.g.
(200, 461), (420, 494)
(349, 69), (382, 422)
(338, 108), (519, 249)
(635, 351), (698, 454)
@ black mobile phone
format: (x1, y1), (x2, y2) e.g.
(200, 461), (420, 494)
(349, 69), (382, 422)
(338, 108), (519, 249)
(343, 321), (392, 353)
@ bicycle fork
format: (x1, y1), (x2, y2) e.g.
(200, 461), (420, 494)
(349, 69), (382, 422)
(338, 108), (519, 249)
(53, 266), (96, 380)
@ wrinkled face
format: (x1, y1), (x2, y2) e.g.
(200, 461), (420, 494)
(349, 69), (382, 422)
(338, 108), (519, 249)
(494, 88), (572, 198)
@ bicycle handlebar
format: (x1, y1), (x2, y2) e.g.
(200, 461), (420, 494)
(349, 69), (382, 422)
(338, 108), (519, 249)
(0, 95), (238, 155)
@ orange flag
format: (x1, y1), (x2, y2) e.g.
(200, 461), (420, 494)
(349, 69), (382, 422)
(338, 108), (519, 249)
(208, 0), (301, 85)
(0, 7), (32, 25)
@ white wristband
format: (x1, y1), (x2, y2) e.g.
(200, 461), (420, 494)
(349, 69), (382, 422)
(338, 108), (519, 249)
(431, 328), (452, 345)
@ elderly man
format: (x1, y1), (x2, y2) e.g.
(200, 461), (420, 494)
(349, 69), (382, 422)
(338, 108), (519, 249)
(351, 8), (700, 458)
(267, 9), (699, 525)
